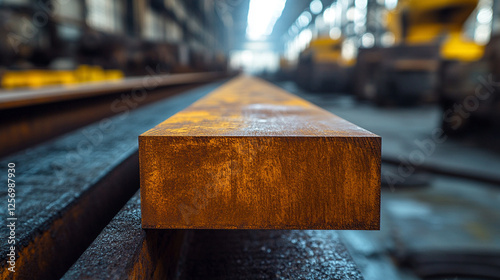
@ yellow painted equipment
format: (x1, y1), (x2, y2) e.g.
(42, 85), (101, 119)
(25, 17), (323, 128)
(303, 38), (354, 67)
(1, 65), (124, 90)
(387, 0), (484, 61)
(440, 32), (485, 62)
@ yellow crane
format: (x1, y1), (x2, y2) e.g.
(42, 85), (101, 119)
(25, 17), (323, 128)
(389, 0), (484, 61)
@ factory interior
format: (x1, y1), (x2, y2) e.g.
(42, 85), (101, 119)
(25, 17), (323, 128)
(1, 0), (500, 279)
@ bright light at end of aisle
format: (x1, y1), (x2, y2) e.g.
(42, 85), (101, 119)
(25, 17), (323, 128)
(246, 0), (287, 40)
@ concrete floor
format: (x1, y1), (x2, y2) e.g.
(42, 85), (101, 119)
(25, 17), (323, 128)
(275, 81), (500, 280)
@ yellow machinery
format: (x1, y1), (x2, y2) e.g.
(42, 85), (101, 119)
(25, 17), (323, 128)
(302, 38), (354, 67)
(296, 37), (353, 92)
(355, 0), (483, 105)
(388, 0), (484, 61)
(1, 65), (124, 90)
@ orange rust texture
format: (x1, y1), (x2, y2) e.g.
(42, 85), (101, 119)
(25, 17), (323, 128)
(139, 76), (381, 229)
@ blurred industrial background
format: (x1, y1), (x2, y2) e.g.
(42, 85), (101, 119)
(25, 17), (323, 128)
(1, 0), (500, 279)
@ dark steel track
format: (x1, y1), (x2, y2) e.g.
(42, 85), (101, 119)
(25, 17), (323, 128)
(0, 72), (228, 158)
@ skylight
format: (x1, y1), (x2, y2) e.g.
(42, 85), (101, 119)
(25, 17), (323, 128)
(246, 0), (287, 40)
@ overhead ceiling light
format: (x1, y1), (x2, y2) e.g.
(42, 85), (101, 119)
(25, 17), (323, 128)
(477, 7), (493, 24)
(355, 0), (367, 10)
(385, 0), (398, 10)
(297, 11), (312, 28)
(361, 33), (375, 48)
(246, 0), (287, 40)
(323, 6), (335, 24)
(288, 24), (299, 36)
(329, 27), (341, 39)
(310, 0), (323, 15)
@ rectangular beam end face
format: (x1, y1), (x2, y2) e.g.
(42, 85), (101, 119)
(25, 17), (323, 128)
(139, 76), (380, 230)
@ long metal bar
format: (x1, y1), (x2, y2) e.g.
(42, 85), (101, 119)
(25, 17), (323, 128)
(139, 76), (381, 230)
(0, 72), (229, 158)
(0, 72), (226, 110)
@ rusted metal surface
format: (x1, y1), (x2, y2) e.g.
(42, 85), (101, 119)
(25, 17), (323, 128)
(140, 76), (381, 229)
(62, 193), (187, 280)
(0, 72), (226, 110)
(0, 82), (223, 279)
(0, 72), (229, 158)
(177, 230), (363, 279)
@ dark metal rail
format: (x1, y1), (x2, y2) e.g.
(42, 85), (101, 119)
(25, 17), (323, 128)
(0, 72), (228, 158)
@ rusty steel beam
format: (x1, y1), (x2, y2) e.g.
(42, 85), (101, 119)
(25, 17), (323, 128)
(0, 72), (226, 110)
(0, 72), (229, 158)
(139, 76), (381, 230)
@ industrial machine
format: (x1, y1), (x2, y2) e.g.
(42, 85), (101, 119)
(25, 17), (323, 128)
(438, 33), (500, 135)
(295, 37), (354, 92)
(354, 0), (483, 106)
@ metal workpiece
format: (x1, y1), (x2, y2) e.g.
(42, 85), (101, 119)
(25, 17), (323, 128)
(139, 76), (381, 230)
